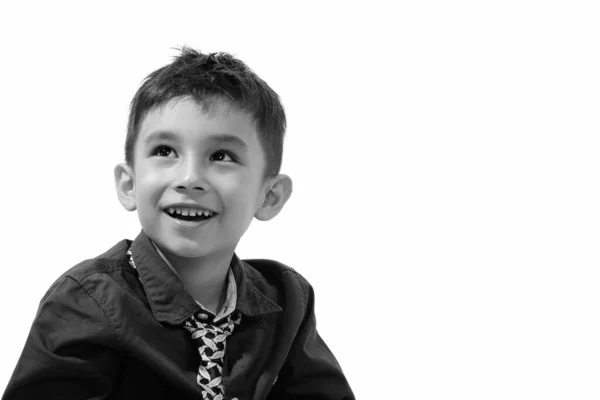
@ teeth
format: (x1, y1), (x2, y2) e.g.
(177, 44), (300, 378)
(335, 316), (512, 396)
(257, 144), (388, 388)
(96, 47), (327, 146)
(167, 206), (214, 217)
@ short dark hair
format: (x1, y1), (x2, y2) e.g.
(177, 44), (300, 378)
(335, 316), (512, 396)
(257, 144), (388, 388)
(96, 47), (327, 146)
(125, 47), (286, 178)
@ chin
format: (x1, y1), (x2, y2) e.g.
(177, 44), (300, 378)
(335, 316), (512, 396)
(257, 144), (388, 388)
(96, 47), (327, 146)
(163, 241), (214, 259)
(173, 248), (211, 259)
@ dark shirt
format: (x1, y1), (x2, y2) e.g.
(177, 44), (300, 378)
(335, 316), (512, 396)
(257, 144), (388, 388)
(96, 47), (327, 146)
(3, 231), (354, 400)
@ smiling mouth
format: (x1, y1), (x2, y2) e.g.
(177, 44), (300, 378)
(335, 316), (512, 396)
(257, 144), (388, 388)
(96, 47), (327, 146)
(164, 207), (217, 222)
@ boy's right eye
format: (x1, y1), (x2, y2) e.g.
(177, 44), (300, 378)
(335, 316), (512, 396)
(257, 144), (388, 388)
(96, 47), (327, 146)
(151, 145), (176, 157)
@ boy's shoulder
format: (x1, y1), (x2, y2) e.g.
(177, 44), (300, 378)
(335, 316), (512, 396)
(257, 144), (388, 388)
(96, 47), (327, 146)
(240, 258), (313, 307)
(43, 239), (140, 306)
(61, 239), (134, 283)
(241, 257), (305, 282)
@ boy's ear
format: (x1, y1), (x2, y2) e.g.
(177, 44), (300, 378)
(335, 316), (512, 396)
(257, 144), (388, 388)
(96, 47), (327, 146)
(114, 163), (137, 212)
(255, 174), (293, 221)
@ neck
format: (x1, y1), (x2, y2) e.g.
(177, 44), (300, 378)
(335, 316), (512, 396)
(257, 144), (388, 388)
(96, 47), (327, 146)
(156, 246), (233, 314)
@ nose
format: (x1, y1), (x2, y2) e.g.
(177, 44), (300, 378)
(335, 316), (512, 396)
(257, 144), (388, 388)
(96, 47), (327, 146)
(173, 157), (209, 192)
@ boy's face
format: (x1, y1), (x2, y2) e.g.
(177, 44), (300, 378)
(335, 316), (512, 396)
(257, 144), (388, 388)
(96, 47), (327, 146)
(124, 96), (271, 260)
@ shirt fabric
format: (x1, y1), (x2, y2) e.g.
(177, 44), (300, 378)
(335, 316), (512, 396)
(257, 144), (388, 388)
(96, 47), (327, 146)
(128, 246), (239, 398)
(3, 231), (355, 400)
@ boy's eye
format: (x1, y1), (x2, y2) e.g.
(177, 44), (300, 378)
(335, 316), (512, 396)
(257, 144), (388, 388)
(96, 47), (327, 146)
(151, 145), (176, 157)
(210, 150), (236, 162)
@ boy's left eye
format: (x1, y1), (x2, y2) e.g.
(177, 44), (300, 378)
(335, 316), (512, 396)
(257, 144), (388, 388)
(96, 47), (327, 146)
(210, 151), (236, 162)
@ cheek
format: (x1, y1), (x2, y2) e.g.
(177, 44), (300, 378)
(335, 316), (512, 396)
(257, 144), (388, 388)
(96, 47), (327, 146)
(212, 167), (249, 190)
(135, 174), (165, 205)
(217, 173), (262, 210)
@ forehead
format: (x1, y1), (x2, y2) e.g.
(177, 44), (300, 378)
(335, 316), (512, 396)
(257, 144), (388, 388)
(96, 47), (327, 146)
(136, 96), (261, 151)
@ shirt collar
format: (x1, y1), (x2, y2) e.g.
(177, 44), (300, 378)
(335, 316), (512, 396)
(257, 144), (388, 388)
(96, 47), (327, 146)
(149, 239), (237, 322)
(129, 230), (281, 325)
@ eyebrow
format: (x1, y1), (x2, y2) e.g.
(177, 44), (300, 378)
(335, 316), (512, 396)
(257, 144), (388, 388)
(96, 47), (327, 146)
(143, 131), (249, 150)
(208, 134), (249, 149)
(143, 131), (178, 146)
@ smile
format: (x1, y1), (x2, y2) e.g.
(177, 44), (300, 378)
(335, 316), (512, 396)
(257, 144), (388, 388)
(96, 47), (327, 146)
(164, 206), (216, 222)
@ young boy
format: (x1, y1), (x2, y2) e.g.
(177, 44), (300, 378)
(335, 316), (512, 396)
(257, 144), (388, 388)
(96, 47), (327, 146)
(3, 48), (354, 400)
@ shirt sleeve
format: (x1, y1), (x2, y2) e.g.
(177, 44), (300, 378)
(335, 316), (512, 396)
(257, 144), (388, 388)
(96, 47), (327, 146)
(2, 276), (122, 400)
(268, 282), (355, 400)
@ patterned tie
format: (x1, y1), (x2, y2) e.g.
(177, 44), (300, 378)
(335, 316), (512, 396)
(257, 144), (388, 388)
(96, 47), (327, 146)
(184, 309), (242, 399)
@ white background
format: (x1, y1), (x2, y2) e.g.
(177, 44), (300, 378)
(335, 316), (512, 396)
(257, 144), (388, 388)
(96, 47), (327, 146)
(0, 1), (599, 399)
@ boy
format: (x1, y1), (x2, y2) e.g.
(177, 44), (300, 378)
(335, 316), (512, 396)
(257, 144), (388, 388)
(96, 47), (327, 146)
(3, 48), (354, 400)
